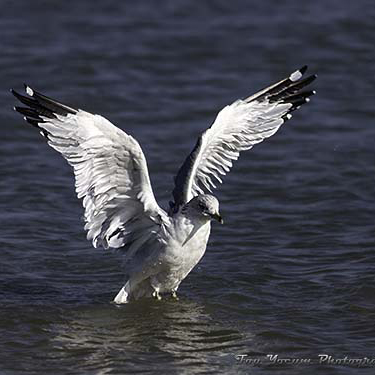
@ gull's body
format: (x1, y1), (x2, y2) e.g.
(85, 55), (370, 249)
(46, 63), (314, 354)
(12, 66), (316, 303)
(117, 206), (212, 302)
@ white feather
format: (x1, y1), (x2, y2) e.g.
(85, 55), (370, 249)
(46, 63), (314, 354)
(184, 91), (293, 202)
(38, 109), (169, 252)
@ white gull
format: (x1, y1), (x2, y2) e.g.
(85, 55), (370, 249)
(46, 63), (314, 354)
(12, 66), (316, 303)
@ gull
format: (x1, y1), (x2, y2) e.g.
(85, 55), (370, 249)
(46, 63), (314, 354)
(12, 66), (316, 303)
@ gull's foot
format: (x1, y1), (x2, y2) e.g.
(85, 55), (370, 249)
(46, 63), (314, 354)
(171, 290), (179, 300)
(152, 290), (162, 300)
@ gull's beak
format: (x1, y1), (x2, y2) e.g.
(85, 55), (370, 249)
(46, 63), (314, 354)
(211, 212), (224, 224)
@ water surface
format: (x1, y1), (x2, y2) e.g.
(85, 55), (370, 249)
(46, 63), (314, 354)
(1, 1), (375, 374)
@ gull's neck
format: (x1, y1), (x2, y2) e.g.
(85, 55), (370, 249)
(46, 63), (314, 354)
(172, 210), (211, 246)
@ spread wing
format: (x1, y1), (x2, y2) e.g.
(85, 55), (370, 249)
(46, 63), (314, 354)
(171, 66), (316, 210)
(12, 85), (169, 251)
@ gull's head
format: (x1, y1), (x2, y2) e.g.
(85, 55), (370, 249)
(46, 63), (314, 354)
(186, 194), (223, 224)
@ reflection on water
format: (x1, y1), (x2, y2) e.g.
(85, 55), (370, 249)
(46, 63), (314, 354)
(52, 299), (246, 373)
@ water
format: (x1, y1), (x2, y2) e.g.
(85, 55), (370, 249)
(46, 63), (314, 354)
(1, 1), (375, 374)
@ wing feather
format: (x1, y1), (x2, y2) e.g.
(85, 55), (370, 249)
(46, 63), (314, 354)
(12, 86), (169, 252)
(172, 66), (316, 209)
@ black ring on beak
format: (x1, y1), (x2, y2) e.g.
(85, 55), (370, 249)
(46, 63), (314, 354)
(210, 213), (224, 224)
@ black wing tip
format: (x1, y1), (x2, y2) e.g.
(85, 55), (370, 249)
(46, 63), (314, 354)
(24, 116), (49, 139)
(299, 65), (308, 75)
(289, 66), (318, 84)
(283, 89), (316, 102)
(246, 65), (316, 104)
(296, 66), (318, 79)
(281, 88), (317, 114)
(12, 84), (77, 116)
(308, 74), (318, 81)
(11, 88), (30, 103)
(10, 88), (19, 97)
(24, 116), (39, 127)
(11, 86), (34, 96)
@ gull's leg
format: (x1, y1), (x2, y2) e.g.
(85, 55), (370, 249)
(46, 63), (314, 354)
(152, 288), (162, 300)
(171, 289), (179, 300)
(113, 285), (129, 304)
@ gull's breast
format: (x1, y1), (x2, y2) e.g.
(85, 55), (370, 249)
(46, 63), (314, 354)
(160, 216), (212, 286)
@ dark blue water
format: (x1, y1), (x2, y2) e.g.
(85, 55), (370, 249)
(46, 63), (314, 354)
(1, 1), (375, 374)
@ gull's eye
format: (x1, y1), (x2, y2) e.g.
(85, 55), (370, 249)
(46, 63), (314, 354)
(198, 202), (206, 210)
